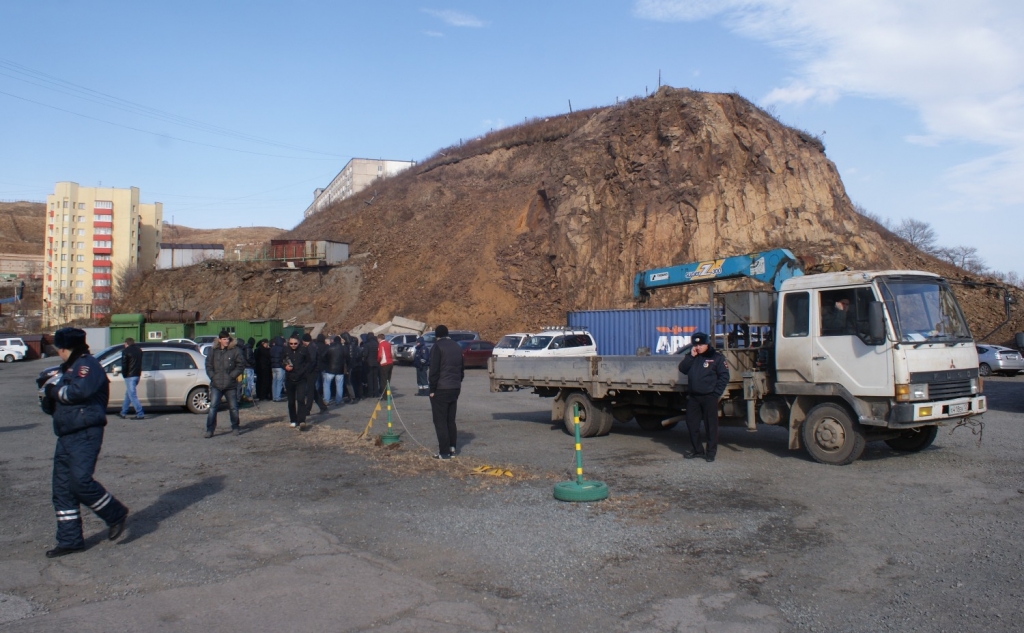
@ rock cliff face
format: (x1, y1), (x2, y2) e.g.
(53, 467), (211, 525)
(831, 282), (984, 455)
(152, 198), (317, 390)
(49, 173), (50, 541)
(120, 87), (1018, 341)
(294, 87), (903, 334)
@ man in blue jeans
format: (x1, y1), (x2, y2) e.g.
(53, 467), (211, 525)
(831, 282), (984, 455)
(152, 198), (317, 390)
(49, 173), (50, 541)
(270, 336), (285, 402)
(118, 338), (145, 419)
(204, 331), (245, 438)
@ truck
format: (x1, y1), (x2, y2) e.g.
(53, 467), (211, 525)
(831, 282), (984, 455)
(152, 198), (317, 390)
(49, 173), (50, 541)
(489, 249), (987, 465)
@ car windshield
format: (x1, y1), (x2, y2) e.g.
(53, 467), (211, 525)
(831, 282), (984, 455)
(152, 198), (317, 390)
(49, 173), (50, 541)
(422, 333), (436, 344)
(519, 335), (553, 350)
(878, 278), (971, 343)
(496, 335), (524, 349)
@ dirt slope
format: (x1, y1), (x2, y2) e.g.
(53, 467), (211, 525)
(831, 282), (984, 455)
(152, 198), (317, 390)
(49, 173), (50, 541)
(118, 87), (1023, 343)
(0, 201), (45, 255)
(162, 224), (285, 259)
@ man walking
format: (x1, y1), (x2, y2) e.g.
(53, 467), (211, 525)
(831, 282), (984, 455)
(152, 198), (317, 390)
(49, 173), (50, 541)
(204, 330), (245, 438)
(118, 337), (145, 419)
(677, 332), (730, 462)
(283, 334), (311, 429)
(42, 327), (128, 557)
(428, 325), (464, 459)
(413, 337), (429, 395)
(301, 333), (329, 416)
(324, 336), (348, 406)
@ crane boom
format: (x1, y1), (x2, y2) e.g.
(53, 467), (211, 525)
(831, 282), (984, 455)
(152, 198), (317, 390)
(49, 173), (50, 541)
(633, 248), (804, 298)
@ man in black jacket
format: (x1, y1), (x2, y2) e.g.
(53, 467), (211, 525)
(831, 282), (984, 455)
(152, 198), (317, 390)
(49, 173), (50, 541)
(283, 334), (311, 429)
(204, 331), (245, 438)
(43, 328), (128, 557)
(324, 336), (348, 406)
(118, 337), (145, 419)
(677, 332), (730, 462)
(364, 333), (380, 398)
(301, 333), (329, 416)
(428, 325), (465, 459)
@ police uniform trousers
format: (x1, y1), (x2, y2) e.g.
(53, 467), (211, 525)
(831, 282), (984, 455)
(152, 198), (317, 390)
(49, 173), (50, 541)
(685, 393), (721, 457)
(52, 426), (127, 549)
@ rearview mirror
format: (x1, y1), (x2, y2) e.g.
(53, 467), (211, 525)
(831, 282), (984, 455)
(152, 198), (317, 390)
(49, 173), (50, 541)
(866, 302), (886, 345)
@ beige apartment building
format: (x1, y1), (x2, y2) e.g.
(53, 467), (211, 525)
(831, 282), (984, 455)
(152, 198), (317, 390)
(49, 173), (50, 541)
(303, 158), (414, 218)
(43, 182), (162, 326)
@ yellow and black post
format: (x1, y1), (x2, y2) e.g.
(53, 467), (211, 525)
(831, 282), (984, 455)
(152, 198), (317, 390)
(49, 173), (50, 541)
(553, 403), (609, 502)
(379, 381), (401, 445)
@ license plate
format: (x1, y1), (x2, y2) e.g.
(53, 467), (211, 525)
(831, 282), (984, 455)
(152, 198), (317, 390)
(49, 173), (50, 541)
(948, 403), (968, 415)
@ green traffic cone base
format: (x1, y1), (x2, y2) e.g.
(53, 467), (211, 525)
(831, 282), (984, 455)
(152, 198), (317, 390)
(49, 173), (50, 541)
(553, 479), (609, 502)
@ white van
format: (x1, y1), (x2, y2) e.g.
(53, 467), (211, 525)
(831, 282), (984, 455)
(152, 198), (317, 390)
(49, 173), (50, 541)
(0, 337), (28, 362)
(511, 328), (597, 358)
(492, 332), (532, 358)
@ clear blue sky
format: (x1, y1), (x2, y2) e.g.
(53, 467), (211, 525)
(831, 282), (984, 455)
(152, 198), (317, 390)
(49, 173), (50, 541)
(1, 1), (1020, 276)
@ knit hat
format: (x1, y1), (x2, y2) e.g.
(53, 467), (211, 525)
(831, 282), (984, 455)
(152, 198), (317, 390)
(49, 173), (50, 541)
(54, 327), (86, 350)
(302, 333), (312, 342)
(435, 325), (449, 338)
(691, 332), (709, 345)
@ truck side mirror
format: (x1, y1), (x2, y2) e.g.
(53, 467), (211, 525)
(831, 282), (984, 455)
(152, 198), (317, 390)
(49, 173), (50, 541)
(867, 302), (886, 345)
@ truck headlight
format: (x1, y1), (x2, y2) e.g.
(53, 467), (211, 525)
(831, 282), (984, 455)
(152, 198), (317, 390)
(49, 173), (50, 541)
(971, 377), (980, 394)
(896, 383), (929, 402)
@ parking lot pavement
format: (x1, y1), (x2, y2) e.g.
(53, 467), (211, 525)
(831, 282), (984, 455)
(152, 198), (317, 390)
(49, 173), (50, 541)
(2, 360), (1024, 632)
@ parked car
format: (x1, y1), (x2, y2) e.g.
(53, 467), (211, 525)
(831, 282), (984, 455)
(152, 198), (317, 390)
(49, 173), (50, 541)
(421, 330), (479, 355)
(164, 338), (198, 347)
(976, 344), (1024, 376)
(385, 333), (419, 347)
(511, 328), (597, 358)
(199, 342), (214, 357)
(39, 343), (210, 414)
(492, 332), (532, 358)
(394, 341), (419, 365)
(0, 336), (28, 362)
(194, 335), (218, 345)
(458, 340), (495, 368)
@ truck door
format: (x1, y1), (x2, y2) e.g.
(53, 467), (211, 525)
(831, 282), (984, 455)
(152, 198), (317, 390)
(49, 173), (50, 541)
(775, 291), (813, 383)
(812, 287), (891, 394)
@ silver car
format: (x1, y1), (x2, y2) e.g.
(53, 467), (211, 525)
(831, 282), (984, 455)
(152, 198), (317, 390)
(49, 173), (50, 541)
(976, 344), (1024, 377)
(41, 344), (211, 413)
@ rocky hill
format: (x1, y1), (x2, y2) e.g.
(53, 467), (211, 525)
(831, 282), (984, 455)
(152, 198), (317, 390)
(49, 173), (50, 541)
(118, 87), (1022, 343)
(0, 201), (45, 255)
(162, 224), (285, 259)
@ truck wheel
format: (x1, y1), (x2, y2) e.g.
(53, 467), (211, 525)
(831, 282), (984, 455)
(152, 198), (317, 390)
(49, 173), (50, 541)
(885, 426), (938, 452)
(3, 354), (13, 363)
(186, 386), (211, 414)
(801, 403), (866, 465)
(563, 392), (612, 438)
(636, 415), (677, 431)
(979, 363), (992, 377)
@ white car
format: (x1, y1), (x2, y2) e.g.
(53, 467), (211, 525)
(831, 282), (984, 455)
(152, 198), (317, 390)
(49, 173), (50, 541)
(0, 337), (28, 362)
(512, 329), (597, 357)
(492, 332), (532, 358)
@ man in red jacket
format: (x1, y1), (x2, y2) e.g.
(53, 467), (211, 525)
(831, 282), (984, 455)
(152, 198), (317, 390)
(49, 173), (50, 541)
(377, 334), (394, 394)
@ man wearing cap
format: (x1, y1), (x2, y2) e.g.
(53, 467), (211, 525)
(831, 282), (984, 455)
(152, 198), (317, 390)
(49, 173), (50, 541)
(678, 332), (731, 462)
(118, 337), (145, 419)
(428, 325), (465, 459)
(204, 330), (245, 438)
(41, 327), (129, 557)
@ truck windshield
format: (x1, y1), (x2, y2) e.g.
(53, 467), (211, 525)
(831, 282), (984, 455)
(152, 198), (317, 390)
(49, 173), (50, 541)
(520, 335), (553, 350)
(496, 335), (524, 349)
(878, 278), (971, 343)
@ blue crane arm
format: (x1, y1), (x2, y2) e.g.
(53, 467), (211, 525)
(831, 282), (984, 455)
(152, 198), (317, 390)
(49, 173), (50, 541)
(633, 248), (804, 297)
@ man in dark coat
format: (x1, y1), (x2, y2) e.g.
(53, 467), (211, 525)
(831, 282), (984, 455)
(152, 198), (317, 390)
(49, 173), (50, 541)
(118, 337), (145, 419)
(204, 330), (245, 438)
(364, 333), (380, 398)
(677, 332), (731, 462)
(301, 333), (329, 416)
(428, 325), (465, 459)
(413, 337), (430, 396)
(283, 334), (311, 429)
(324, 336), (348, 406)
(42, 327), (129, 558)
(255, 339), (272, 401)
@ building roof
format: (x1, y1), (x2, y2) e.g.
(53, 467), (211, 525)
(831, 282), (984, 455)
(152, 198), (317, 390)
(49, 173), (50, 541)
(159, 243), (225, 250)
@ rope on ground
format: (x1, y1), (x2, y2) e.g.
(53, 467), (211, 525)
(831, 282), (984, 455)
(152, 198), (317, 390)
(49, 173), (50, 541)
(389, 395), (433, 454)
(949, 414), (984, 445)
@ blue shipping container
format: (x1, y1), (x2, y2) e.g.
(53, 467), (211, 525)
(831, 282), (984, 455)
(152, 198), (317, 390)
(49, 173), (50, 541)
(567, 307), (713, 356)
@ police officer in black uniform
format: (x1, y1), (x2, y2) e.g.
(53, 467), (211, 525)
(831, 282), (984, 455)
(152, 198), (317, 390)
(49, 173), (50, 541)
(42, 327), (129, 557)
(678, 332), (731, 463)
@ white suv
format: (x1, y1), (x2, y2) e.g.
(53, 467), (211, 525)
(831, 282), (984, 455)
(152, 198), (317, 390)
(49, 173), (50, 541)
(0, 337), (28, 362)
(492, 332), (532, 358)
(512, 328), (597, 357)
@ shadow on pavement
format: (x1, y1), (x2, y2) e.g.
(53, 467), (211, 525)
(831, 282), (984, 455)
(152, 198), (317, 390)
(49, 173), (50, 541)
(0, 423), (41, 433)
(117, 475), (226, 545)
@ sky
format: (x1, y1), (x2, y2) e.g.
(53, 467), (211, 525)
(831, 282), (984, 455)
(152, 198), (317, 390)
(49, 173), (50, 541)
(0, 1), (1021, 276)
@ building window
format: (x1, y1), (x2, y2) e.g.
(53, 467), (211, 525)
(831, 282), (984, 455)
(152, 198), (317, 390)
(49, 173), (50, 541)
(94, 292), (110, 300)
(76, 255), (84, 262)
(76, 242), (84, 249)
(77, 229), (85, 236)
(60, 267), (67, 274)
(77, 204), (85, 210)
(61, 241), (67, 247)
(62, 201), (68, 208)
(60, 280), (66, 287)
(95, 213), (112, 223)
(95, 254), (111, 261)
(94, 305), (109, 315)
(93, 240), (112, 248)
(75, 294), (83, 301)
(60, 254), (66, 261)
(95, 227), (112, 235)
(95, 279), (110, 287)
(94, 266), (111, 275)
(95, 201), (113, 209)
(62, 228), (68, 234)
(77, 268), (86, 274)
(75, 281), (83, 288)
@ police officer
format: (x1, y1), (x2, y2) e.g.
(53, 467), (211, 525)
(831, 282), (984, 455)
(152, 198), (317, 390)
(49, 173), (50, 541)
(677, 332), (730, 462)
(42, 327), (129, 557)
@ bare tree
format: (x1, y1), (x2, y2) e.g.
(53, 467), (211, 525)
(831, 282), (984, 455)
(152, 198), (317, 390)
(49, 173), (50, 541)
(893, 218), (938, 252)
(935, 245), (987, 274)
(852, 203), (892, 230)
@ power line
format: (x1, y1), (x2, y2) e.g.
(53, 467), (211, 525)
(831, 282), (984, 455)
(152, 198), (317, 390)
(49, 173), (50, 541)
(0, 57), (348, 159)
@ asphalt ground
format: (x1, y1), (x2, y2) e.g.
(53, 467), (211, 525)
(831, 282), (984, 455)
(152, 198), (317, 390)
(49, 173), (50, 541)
(1, 359), (1023, 632)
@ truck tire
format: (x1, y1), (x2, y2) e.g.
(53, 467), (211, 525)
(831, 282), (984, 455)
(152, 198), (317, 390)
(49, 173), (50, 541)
(801, 403), (866, 465)
(3, 354), (13, 363)
(884, 425), (938, 452)
(635, 415), (677, 431)
(563, 392), (613, 438)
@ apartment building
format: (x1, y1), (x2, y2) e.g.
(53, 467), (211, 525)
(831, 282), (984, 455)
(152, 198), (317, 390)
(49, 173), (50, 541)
(303, 158), (414, 219)
(43, 182), (162, 326)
